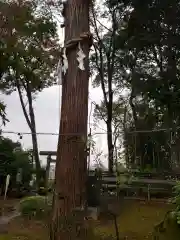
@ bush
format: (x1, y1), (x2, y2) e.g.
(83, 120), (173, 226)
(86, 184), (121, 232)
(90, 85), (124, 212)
(170, 181), (180, 224)
(38, 187), (48, 196)
(19, 196), (51, 219)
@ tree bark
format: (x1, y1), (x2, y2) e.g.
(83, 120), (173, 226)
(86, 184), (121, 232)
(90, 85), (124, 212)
(26, 82), (41, 185)
(45, 155), (51, 190)
(16, 79), (41, 187)
(107, 65), (113, 173)
(107, 120), (114, 173)
(129, 88), (138, 129)
(50, 1), (91, 240)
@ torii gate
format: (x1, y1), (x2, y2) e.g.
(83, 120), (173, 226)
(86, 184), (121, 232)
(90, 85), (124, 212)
(39, 151), (57, 186)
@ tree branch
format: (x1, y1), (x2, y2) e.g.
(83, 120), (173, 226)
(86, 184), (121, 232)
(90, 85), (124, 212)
(91, 5), (108, 54)
(93, 43), (108, 107)
(16, 79), (32, 130)
(152, 45), (163, 74)
(95, 103), (108, 124)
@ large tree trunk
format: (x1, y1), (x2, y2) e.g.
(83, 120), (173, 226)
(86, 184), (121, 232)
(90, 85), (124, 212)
(50, 1), (91, 240)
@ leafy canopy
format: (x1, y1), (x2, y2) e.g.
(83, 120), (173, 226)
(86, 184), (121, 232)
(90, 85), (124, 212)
(0, 136), (33, 183)
(0, 0), (60, 94)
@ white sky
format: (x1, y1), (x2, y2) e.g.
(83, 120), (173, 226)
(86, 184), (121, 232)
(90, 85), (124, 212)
(1, 83), (108, 167)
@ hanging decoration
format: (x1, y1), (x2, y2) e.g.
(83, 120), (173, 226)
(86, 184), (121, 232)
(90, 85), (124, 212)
(62, 47), (68, 74)
(56, 58), (62, 85)
(4, 174), (10, 200)
(17, 132), (23, 139)
(55, 47), (68, 85)
(77, 42), (86, 71)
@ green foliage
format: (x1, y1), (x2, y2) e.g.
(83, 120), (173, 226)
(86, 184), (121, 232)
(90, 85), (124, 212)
(0, 0), (60, 94)
(94, 100), (125, 125)
(116, 163), (134, 187)
(0, 0), (60, 186)
(92, 0), (180, 171)
(38, 187), (47, 196)
(0, 100), (8, 126)
(122, 0), (180, 169)
(19, 196), (51, 219)
(170, 181), (180, 225)
(0, 137), (28, 174)
(0, 136), (33, 189)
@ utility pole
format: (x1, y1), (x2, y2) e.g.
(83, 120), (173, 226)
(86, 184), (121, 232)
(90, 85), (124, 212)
(50, 0), (92, 240)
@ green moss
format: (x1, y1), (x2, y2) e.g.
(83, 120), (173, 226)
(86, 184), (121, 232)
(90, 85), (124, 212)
(0, 235), (10, 240)
(0, 200), (177, 240)
(94, 201), (173, 239)
(154, 219), (180, 240)
(0, 235), (26, 240)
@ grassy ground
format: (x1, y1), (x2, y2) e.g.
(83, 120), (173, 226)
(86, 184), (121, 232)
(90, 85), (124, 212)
(0, 199), (178, 240)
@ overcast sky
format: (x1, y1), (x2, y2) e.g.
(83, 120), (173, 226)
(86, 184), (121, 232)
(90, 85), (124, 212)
(1, 84), (108, 167)
(1, 0), (109, 168)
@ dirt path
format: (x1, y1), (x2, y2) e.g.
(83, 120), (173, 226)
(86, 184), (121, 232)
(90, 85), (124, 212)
(0, 203), (20, 234)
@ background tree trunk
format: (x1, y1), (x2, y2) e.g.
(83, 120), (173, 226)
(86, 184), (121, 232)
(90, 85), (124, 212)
(16, 79), (41, 187)
(50, 1), (91, 239)
(26, 84), (41, 186)
(107, 120), (114, 173)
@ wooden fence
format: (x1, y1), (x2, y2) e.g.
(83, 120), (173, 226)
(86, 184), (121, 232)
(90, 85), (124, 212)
(89, 170), (179, 200)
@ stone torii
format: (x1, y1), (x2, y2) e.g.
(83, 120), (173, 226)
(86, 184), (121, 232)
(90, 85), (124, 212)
(39, 151), (57, 186)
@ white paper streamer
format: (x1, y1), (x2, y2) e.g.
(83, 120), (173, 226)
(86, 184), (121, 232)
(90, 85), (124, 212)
(62, 47), (68, 74)
(77, 42), (86, 70)
(4, 174), (10, 200)
(56, 58), (62, 85)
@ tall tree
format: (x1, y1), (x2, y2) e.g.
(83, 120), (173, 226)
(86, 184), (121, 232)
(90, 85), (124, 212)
(51, 0), (92, 239)
(113, 0), (180, 170)
(0, 0), (59, 186)
(93, 99), (127, 166)
(90, 1), (126, 173)
(90, 0), (180, 170)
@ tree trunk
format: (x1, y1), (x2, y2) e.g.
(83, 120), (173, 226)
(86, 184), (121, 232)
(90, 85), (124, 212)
(16, 79), (41, 187)
(50, 1), (91, 240)
(123, 106), (129, 167)
(26, 84), (41, 186)
(107, 120), (114, 173)
(129, 89), (138, 129)
(45, 155), (51, 190)
(129, 90), (138, 166)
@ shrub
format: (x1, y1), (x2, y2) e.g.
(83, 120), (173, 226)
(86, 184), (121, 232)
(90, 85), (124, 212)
(170, 181), (180, 224)
(19, 195), (51, 219)
(38, 187), (48, 196)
